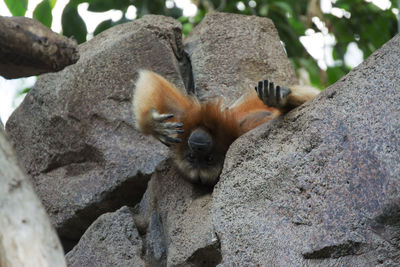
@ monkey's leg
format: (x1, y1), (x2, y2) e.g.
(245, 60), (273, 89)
(255, 80), (291, 109)
(150, 109), (184, 146)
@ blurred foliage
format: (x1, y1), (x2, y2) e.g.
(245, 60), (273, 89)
(4, 0), (399, 88)
(4, 0), (28, 16)
(33, 0), (56, 28)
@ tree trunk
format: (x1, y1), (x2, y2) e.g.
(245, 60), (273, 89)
(0, 128), (66, 267)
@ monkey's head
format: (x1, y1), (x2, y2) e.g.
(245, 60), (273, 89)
(173, 101), (241, 186)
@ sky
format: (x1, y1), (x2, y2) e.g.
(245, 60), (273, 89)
(0, 0), (394, 124)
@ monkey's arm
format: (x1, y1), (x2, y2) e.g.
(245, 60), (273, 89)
(133, 70), (195, 146)
(286, 84), (320, 107)
(232, 80), (320, 133)
(229, 91), (281, 133)
(254, 80), (320, 111)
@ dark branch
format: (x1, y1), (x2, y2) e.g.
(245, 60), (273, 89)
(0, 16), (79, 79)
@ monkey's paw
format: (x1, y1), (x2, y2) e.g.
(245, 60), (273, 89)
(151, 109), (184, 147)
(255, 80), (291, 108)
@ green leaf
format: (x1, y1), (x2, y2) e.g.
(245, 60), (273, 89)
(270, 2), (293, 17)
(18, 87), (32, 96)
(193, 8), (205, 23)
(178, 16), (189, 23)
(288, 17), (305, 35)
(69, 0), (86, 6)
(165, 6), (183, 19)
(297, 58), (323, 88)
(92, 16), (129, 36)
(88, 0), (130, 12)
(62, 4), (87, 43)
(33, 0), (53, 28)
(93, 19), (113, 36)
(259, 4), (269, 16)
(326, 66), (346, 85)
(49, 0), (57, 9)
(87, 1), (114, 12)
(182, 22), (193, 36)
(4, 0), (28, 16)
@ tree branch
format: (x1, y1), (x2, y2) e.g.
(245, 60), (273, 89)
(0, 16), (79, 79)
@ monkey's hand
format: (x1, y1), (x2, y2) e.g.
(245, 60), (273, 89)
(255, 80), (291, 108)
(150, 109), (184, 147)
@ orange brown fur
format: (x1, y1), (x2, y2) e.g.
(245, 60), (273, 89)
(229, 92), (281, 133)
(133, 70), (319, 185)
(134, 70), (284, 140)
(178, 100), (242, 157)
(134, 70), (197, 134)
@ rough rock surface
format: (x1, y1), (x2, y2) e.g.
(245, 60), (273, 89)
(5, 15), (191, 245)
(184, 12), (298, 104)
(212, 34), (400, 266)
(136, 159), (220, 266)
(66, 206), (145, 267)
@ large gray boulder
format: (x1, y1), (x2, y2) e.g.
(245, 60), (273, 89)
(184, 12), (298, 104)
(136, 159), (220, 266)
(5, 15), (191, 245)
(66, 206), (145, 267)
(212, 34), (400, 266)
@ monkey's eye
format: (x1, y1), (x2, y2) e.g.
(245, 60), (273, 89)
(187, 153), (195, 163)
(206, 155), (214, 165)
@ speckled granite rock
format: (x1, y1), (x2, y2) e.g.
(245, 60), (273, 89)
(212, 34), (400, 266)
(66, 206), (145, 267)
(184, 12), (298, 104)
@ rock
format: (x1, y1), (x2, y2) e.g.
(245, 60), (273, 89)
(66, 206), (145, 267)
(65, 159), (221, 267)
(211, 34), (400, 265)
(184, 12), (297, 105)
(5, 15), (191, 245)
(137, 159), (221, 267)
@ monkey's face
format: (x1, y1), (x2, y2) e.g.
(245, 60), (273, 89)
(173, 101), (241, 186)
(174, 128), (227, 186)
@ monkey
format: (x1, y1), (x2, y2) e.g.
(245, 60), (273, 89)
(133, 70), (319, 186)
